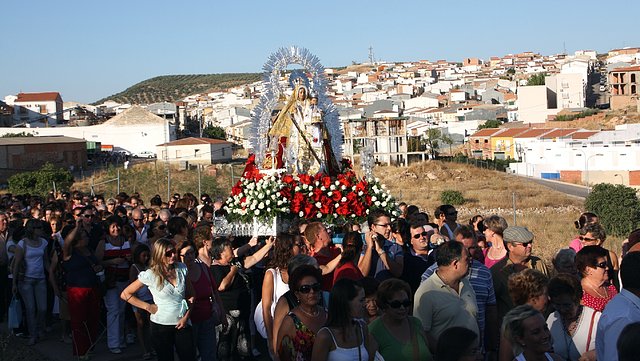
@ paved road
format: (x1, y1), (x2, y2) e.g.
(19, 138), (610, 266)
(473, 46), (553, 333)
(512, 174), (589, 199)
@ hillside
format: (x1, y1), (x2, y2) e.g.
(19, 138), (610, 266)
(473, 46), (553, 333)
(93, 73), (261, 105)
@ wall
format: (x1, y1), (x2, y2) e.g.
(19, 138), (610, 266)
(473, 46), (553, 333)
(516, 85), (559, 123)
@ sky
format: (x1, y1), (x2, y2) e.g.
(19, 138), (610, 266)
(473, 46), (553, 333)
(1, 0), (638, 104)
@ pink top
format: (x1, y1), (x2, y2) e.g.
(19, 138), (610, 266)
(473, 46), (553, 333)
(581, 284), (617, 312)
(569, 237), (583, 252)
(483, 248), (506, 269)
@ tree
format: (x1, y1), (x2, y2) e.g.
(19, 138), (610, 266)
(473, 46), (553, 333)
(424, 128), (442, 159)
(441, 133), (454, 155)
(526, 73), (546, 86)
(8, 163), (74, 196)
(585, 183), (640, 237)
(202, 125), (227, 140)
(477, 119), (502, 129)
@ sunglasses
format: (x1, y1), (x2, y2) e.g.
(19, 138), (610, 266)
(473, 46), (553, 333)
(594, 261), (608, 269)
(375, 223), (391, 228)
(83, 214), (93, 219)
(514, 241), (533, 247)
(164, 249), (176, 257)
(413, 231), (429, 239)
(297, 283), (321, 294)
(388, 299), (411, 309)
(133, 218), (145, 221)
(579, 236), (598, 242)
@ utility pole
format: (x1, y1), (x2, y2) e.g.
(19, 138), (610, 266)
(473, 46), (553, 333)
(368, 46), (375, 65)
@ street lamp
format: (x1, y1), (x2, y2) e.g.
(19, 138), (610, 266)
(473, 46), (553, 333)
(614, 173), (623, 184)
(585, 153), (604, 191)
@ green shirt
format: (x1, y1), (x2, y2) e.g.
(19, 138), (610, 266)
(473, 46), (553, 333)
(368, 316), (433, 361)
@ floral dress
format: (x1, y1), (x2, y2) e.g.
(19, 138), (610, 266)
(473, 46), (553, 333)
(280, 312), (315, 361)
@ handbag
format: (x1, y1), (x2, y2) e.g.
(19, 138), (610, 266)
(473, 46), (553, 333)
(200, 261), (225, 326)
(7, 295), (22, 330)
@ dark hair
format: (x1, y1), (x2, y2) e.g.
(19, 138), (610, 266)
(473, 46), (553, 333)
(436, 327), (478, 361)
(339, 231), (363, 265)
(201, 205), (214, 216)
(367, 209), (390, 227)
(620, 252), (640, 290)
(579, 223), (606, 242)
(376, 278), (411, 310)
(193, 225), (212, 250)
(326, 278), (363, 341)
(167, 216), (188, 237)
(508, 269), (548, 306)
(360, 276), (380, 298)
(617, 322), (640, 361)
(211, 237), (232, 260)
(575, 245), (608, 276)
(133, 243), (151, 266)
(390, 218), (410, 248)
(547, 273), (582, 304)
(470, 214), (484, 226)
(150, 195), (162, 207)
(288, 264), (322, 292)
(454, 224), (475, 241)
(269, 233), (296, 269)
(574, 212), (598, 230)
(628, 228), (640, 250)
(405, 205), (419, 216)
(104, 215), (123, 230)
(436, 241), (465, 267)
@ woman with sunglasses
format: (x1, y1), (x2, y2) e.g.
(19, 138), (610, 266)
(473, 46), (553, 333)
(121, 238), (195, 361)
(277, 265), (326, 361)
(546, 274), (599, 361)
(576, 245), (617, 312)
(368, 278), (433, 361)
(577, 223), (619, 289)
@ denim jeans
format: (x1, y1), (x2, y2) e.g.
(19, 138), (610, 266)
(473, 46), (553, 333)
(103, 281), (127, 349)
(192, 316), (217, 361)
(18, 276), (47, 340)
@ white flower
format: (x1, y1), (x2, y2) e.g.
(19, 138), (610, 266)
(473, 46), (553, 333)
(358, 191), (363, 196)
(335, 181), (340, 186)
(351, 214), (356, 218)
(302, 184), (308, 190)
(258, 203), (265, 210)
(321, 186), (326, 191)
(341, 185), (346, 190)
(299, 211), (304, 217)
(276, 192), (281, 197)
(372, 196), (377, 202)
(341, 197), (347, 202)
(267, 207), (272, 213)
(250, 203), (256, 210)
(295, 186), (301, 192)
(315, 202), (322, 208)
(375, 177), (380, 182)
(258, 193), (264, 199)
(327, 191), (333, 196)
(392, 210), (398, 216)
(381, 201), (387, 207)
(308, 185), (314, 190)
(282, 197), (288, 202)
(266, 200), (271, 205)
(317, 212), (322, 218)
(330, 185), (336, 190)
(254, 209), (260, 215)
(271, 194), (276, 200)
(366, 209), (370, 214)
(381, 184), (386, 189)
(277, 200), (283, 206)
(335, 203), (339, 208)
(352, 186), (356, 191)
(315, 181), (320, 186)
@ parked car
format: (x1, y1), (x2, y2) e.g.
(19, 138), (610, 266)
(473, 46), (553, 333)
(133, 151), (157, 158)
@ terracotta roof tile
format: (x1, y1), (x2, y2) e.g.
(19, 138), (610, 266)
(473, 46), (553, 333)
(513, 128), (552, 138)
(15, 92), (61, 102)
(540, 128), (579, 139)
(570, 131), (599, 139)
(493, 128), (528, 137)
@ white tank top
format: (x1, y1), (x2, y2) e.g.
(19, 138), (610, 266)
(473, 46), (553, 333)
(321, 322), (369, 361)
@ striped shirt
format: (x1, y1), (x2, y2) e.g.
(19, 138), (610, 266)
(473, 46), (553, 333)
(421, 259), (496, 336)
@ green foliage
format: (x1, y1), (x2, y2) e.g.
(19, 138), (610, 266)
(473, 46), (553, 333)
(554, 109), (599, 122)
(8, 163), (74, 196)
(1, 132), (34, 138)
(526, 73), (546, 86)
(424, 128), (443, 158)
(93, 73), (261, 105)
(202, 125), (227, 140)
(441, 190), (465, 205)
(585, 183), (640, 237)
(506, 68), (516, 75)
(477, 119), (502, 129)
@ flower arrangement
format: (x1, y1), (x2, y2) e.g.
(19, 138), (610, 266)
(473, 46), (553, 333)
(225, 157), (398, 225)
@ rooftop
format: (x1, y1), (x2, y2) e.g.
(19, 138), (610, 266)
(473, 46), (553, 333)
(15, 92), (61, 102)
(157, 137), (232, 147)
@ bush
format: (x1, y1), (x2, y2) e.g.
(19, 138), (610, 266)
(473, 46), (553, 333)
(585, 183), (640, 237)
(441, 190), (465, 205)
(8, 163), (74, 196)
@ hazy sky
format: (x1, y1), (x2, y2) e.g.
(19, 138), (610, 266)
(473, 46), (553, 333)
(2, 0), (638, 103)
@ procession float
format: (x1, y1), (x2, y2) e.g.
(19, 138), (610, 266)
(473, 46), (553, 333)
(222, 46), (398, 236)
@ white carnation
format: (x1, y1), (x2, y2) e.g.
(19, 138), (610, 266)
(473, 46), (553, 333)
(299, 211), (304, 217)
(258, 203), (265, 210)
(341, 197), (347, 202)
(327, 191), (333, 196)
(315, 202), (322, 208)
(254, 209), (260, 215)
(358, 191), (363, 196)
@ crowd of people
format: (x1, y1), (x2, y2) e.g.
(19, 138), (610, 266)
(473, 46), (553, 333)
(0, 192), (639, 361)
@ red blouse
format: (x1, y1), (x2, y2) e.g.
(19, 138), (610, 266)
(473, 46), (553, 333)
(581, 284), (617, 312)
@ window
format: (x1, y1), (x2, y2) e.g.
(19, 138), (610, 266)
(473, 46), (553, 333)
(222, 147), (225, 156)
(475, 139), (479, 144)
(484, 139), (488, 143)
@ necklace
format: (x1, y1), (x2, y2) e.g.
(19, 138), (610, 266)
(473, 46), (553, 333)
(299, 305), (319, 317)
(586, 279), (608, 298)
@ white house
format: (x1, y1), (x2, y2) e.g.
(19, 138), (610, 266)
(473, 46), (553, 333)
(12, 92), (64, 125)
(516, 85), (559, 123)
(546, 73), (585, 109)
(156, 137), (233, 165)
(0, 105), (175, 155)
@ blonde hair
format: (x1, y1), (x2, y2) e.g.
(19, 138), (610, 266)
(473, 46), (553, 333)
(150, 238), (175, 290)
